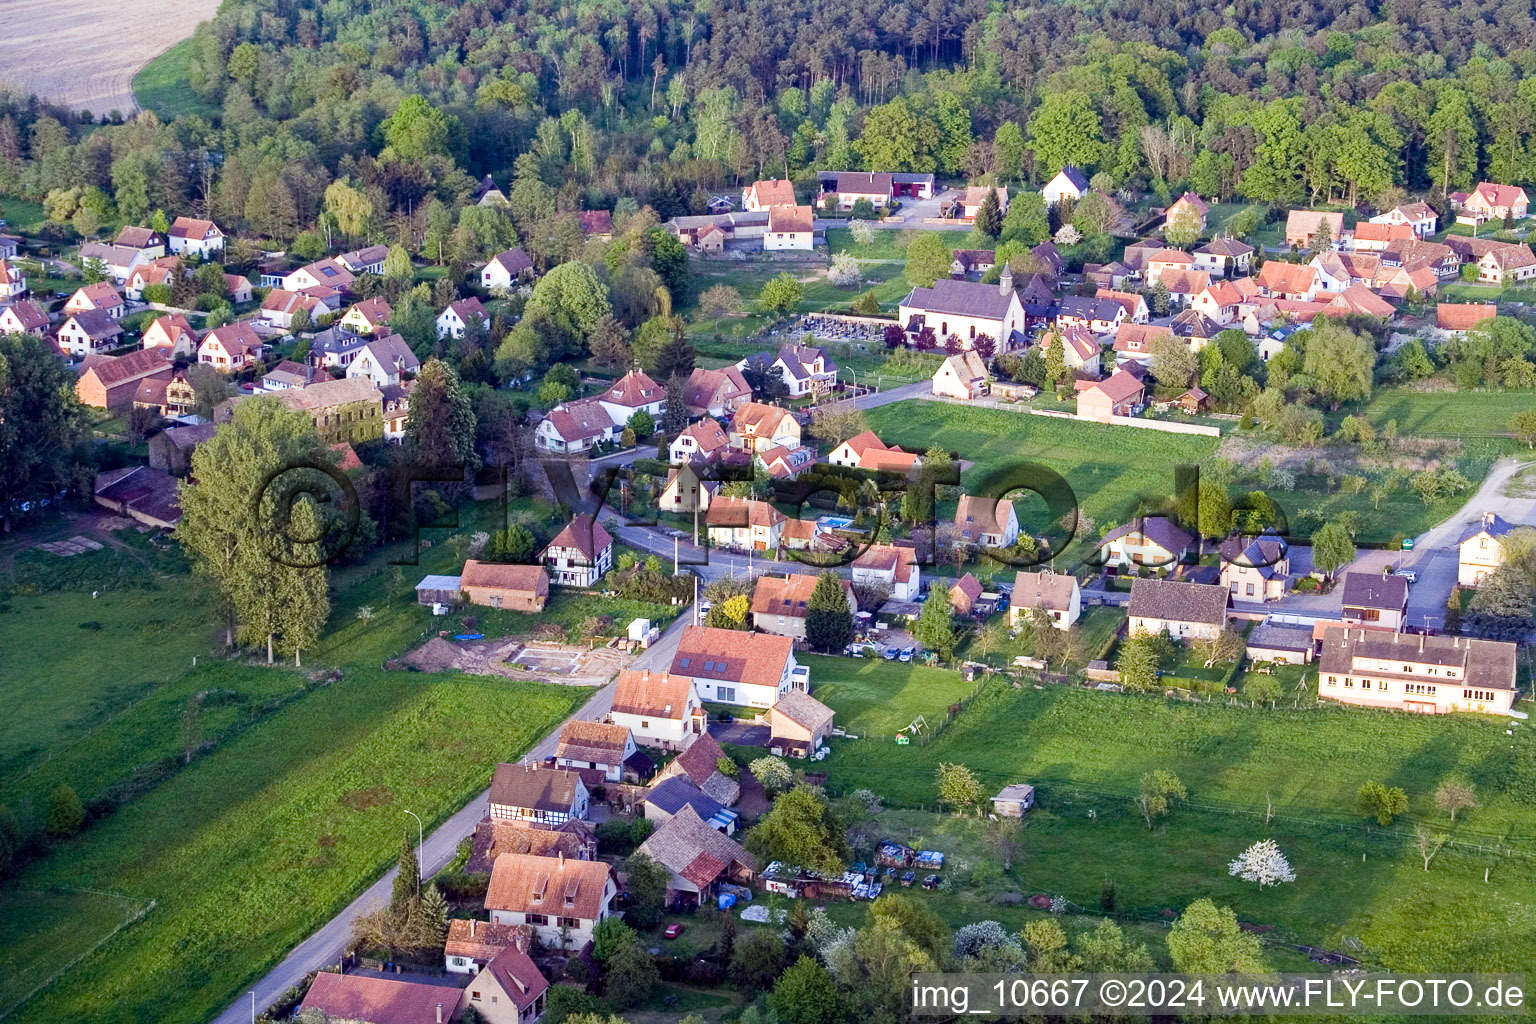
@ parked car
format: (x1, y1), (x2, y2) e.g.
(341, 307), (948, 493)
(663, 923), (685, 939)
(899, 647), (914, 662)
(1393, 569), (1417, 584)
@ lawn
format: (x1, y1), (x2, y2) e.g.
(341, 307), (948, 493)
(0, 500), (598, 1024)
(131, 38), (218, 121)
(824, 226), (914, 262)
(0, 887), (149, 1017)
(861, 400), (1219, 560)
(957, 604), (1123, 670)
(1360, 388), (1534, 438)
(0, 194), (47, 234)
(802, 653), (980, 739)
(817, 684), (1536, 972)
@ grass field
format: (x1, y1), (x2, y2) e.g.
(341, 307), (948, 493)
(130, 38), (217, 121)
(862, 400), (1219, 560)
(801, 654), (980, 739)
(957, 604), (1123, 669)
(0, 501), (604, 1024)
(0, 887), (149, 1016)
(1360, 389), (1534, 437)
(824, 226), (915, 261)
(817, 683), (1536, 971)
(0, 194), (47, 234)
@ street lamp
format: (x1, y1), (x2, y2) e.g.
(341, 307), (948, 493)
(403, 810), (423, 896)
(250, 991), (256, 1024)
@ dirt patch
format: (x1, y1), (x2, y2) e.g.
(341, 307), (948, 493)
(0, 0), (221, 116)
(398, 634), (631, 686)
(32, 536), (105, 557)
(339, 786), (393, 811)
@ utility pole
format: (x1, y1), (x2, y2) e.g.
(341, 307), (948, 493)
(674, 534), (680, 576)
(403, 810), (423, 896)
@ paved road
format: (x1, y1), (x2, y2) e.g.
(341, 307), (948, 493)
(210, 614), (693, 1024)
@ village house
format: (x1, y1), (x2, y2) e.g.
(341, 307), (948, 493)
(1055, 295), (1125, 335)
(141, 314), (198, 358)
(1255, 261), (1321, 301)
(899, 271), (1027, 351)
(931, 349), (992, 399)
(951, 249), (996, 278)
(541, 514), (613, 587)
(79, 242), (143, 284)
(682, 365), (750, 418)
(1474, 242), (1536, 286)
(490, 762), (589, 825)
(225, 274), (254, 304)
(1146, 248), (1194, 278)
(1327, 283), (1396, 320)
(609, 669), (705, 750)
(817, 171), (895, 210)
(260, 288), (334, 329)
(1348, 222), (1414, 252)
(1112, 323), (1172, 364)
(56, 309), (124, 357)
(485, 851), (614, 950)
(1459, 512), (1515, 587)
(481, 248), (535, 290)
(1165, 192), (1208, 234)
(1192, 237), (1254, 277)
(636, 805), (758, 909)
(1154, 267), (1212, 307)
(65, 282), (125, 320)
(1009, 570), (1081, 630)
(669, 418), (732, 465)
(1457, 181), (1530, 225)
(262, 359), (311, 391)
(473, 174), (508, 207)
(460, 560), (550, 611)
(198, 323), (265, 372)
(1098, 518), (1196, 573)
(765, 204), (815, 250)
(347, 333), (421, 387)
(1318, 627), (1518, 716)
(766, 343), (838, 396)
(705, 496), (786, 551)
(1311, 250), (1380, 292)
(1041, 165), (1089, 206)
(168, 216), (224, 257)
(133, 369), (197, 419)
(1370, 202), (1438, 238)
(1285, 210), (1345, 249)
(337, 244), (390, 276)
(962, 185), (1009, 221)
(768, 690), (836, 758)
(729, 401), (800, 453)
(654, 731), (740, 807)
(555, 721), (636, 783)
(597, 369), (667, 424)
(1083, 260), (1136, 290)
(827, 430), (922, 474)
(436, 297), (489, 340)
(1220, 534), (1290, 602)
(1436, 302), (1498, 334)
(339, 297), (393, 336)
(1074, 368), (1145, 422)
(1171, 308), (1223, 348)
(0, 235), (17, 260)
(148, 422), (216, 474)
(1041, 325), (1103, 374)
(282, 257), (355, 295)
(1128, 578), (1229, 640)
(123, 256), (182, 301)
(742, 178), (797, 212)
(851, 543), (921, 601)
(534, 398), (617, 453)
(382, 382), (412, 442)
(300, 972), (460, 1024)
(114, 225), (166, 256)
(0, 299), (49, 336)
(751, 572), (857, 640)
(277, 375), (385, 444)
(75, 349), (172, 409)
(669, 625), (800, 707)
(1190, 280), (1242, 325)
(1339, 572), (1410, 632)
(576, 209), (614, 240)
(1095, 289), (1150, 324)
(458, 942), (549, 1024)
(954, 494), (1020, 548)
(950, 573), (985, 615)
(444, 918), (521, 975)
(756, 444), (817, 480)
(1380, 237), (1460, 279)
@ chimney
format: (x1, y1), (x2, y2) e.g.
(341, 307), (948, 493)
(1419, 633), (1426, 653)
(999, 262), (1014, 296)
(470, 919), (477, 937)
(436, 1003), (444, 1024)
(558, 850), (565, 868)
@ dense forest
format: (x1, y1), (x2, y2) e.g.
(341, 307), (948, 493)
(4, 0), (1536, 264)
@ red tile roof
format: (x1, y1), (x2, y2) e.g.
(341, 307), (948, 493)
(300, 972), (458, 1024)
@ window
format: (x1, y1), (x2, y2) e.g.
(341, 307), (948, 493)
(472, 992), (482, 1002)
(718, 686), (736, 703)
(640, 720), (649, 728)
(1246, 583), (1255, 596)
(1326, 675), (1337, 686)
(526, 913), (548, 925)
(559, 916), (580, 928)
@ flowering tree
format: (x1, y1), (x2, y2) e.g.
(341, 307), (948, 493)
(1228, 839), (1296, 888)
(827, 252), (862, 287)
(883, 323), (908, 349)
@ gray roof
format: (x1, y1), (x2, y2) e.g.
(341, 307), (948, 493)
(645, 776), (724, 820)
(903, 278), (1015, 320)
(1247, 623), (1313, 653)
(415, 574), (462, 591)
(1318, 626), (1516, 690)
(1057, 295), (1122, 323)
(1458, 514), (1515, 546)
(1054, 166), (1090, 191)
(1339, 572), (1408, 611)
(1128, 578), (1229, 625)
(1100, 518), (1195, 558)
(310, 327), (369, 355)
(1219, 535), (1288, 580)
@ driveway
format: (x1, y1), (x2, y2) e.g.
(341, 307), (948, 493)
(211, 614), (693, 1024)
(709, 721), (770, 746)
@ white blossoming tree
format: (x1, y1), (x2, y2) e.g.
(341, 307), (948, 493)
(1228, 839), (1296, 888)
